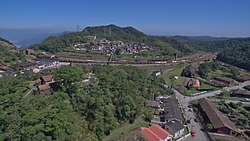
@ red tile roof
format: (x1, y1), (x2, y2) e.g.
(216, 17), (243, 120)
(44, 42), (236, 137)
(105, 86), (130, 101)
(34, 79), (41, 84)
(38, 84), (50, 91)
(150, 124), (171, 139)
(41, 75), (53, 82)
(142, 124), (172, 141)
(142, 128), (162, 141)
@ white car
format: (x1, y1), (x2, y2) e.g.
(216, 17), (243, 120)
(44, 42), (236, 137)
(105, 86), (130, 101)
(241, 98), (250, 102)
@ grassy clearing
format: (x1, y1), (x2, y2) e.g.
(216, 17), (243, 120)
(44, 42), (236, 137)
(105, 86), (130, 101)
(160, 65), (185, 84)
(103, 117), (149, 141)
(207, 69), (224, 79)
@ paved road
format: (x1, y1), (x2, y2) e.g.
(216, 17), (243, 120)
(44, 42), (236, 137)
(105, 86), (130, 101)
(224, 82), (250, 91)
(174, 89), (210, 141)
(172, 81), (250, 141)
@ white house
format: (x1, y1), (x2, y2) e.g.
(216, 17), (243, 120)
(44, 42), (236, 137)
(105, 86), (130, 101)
(165, 120), (185, 139)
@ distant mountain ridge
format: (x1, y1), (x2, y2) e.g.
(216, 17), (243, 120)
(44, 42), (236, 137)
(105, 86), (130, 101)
(170, 35), (230, 41)
(0, 29), (68, 48)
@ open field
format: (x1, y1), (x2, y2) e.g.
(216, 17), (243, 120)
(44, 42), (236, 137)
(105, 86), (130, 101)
(160, 65), (186, 84)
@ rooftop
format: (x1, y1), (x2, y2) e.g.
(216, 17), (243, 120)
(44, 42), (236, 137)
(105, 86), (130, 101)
(163, 95), (184, 122)
(38, 84), (50, 91)
(214, 76), (234, 84)
(233, 89), (250, 96)
(165, 120), (184, 134)
(141, 124), (172, 141)
(41, 75), (53, 82)
(199, 98), (239, 133)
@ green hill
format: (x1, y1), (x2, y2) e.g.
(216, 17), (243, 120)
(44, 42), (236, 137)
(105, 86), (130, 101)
(30, 24), (194, 59)
(0, 38), (25, 64)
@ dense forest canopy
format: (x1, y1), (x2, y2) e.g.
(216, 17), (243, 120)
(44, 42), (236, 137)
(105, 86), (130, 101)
(0, 65), (173, 140)
(217, 45), (250, 71)
(173, 37), (250, 52)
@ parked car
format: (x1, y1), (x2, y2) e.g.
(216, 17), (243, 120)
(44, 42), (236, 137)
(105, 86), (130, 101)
(191, 130), (196, 137)
(241, 98), (250, 102)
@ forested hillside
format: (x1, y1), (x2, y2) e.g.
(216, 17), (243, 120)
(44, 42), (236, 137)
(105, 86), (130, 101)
(0, 38), (25, 64)
(217, 45), (250, 71)
(30, 24), (194, 58)
(174, 37), (250, 52)
(0, 65), (173, 140)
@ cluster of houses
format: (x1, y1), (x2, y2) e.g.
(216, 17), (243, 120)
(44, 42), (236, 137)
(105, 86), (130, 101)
(181, 64), (250, 91)
(34, 75), (56, 95)
(231, 75), (250, 98)
(74, 38), (152, 55)
(144, 95), (185, 140)
(210, 76), (235, 87)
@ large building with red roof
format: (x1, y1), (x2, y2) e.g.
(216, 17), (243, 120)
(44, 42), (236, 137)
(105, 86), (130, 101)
(141, 124), (172, 141)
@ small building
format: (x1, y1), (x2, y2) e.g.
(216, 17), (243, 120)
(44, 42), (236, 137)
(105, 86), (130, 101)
(214, 76), (234, 86)
(25, 49), (35, 55)
(232, 89), (250, 98)
(198, 98), (241, 136)
(181, 65), (196, 78)
(37, 84), (51, 95)
(235, 75), (250, 82)
(40, 75), (54, 85)
(210, 79), (228, 87)
(165, 120), (185, 139)
(141, 124), (173, 141)
(31, 68), (40, 73)
(188, 79), (201, 89)
(0, 63), (8, 71)
(34, 79), (42, 85)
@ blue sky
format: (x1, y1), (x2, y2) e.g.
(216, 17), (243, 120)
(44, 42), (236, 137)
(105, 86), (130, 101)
(1, 0), (250, 37)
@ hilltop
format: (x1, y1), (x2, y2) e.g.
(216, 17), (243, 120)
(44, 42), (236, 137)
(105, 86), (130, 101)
(0, 38), (18, 51)
(30, 24), (194, 59)
(0, 38), (25, 64)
